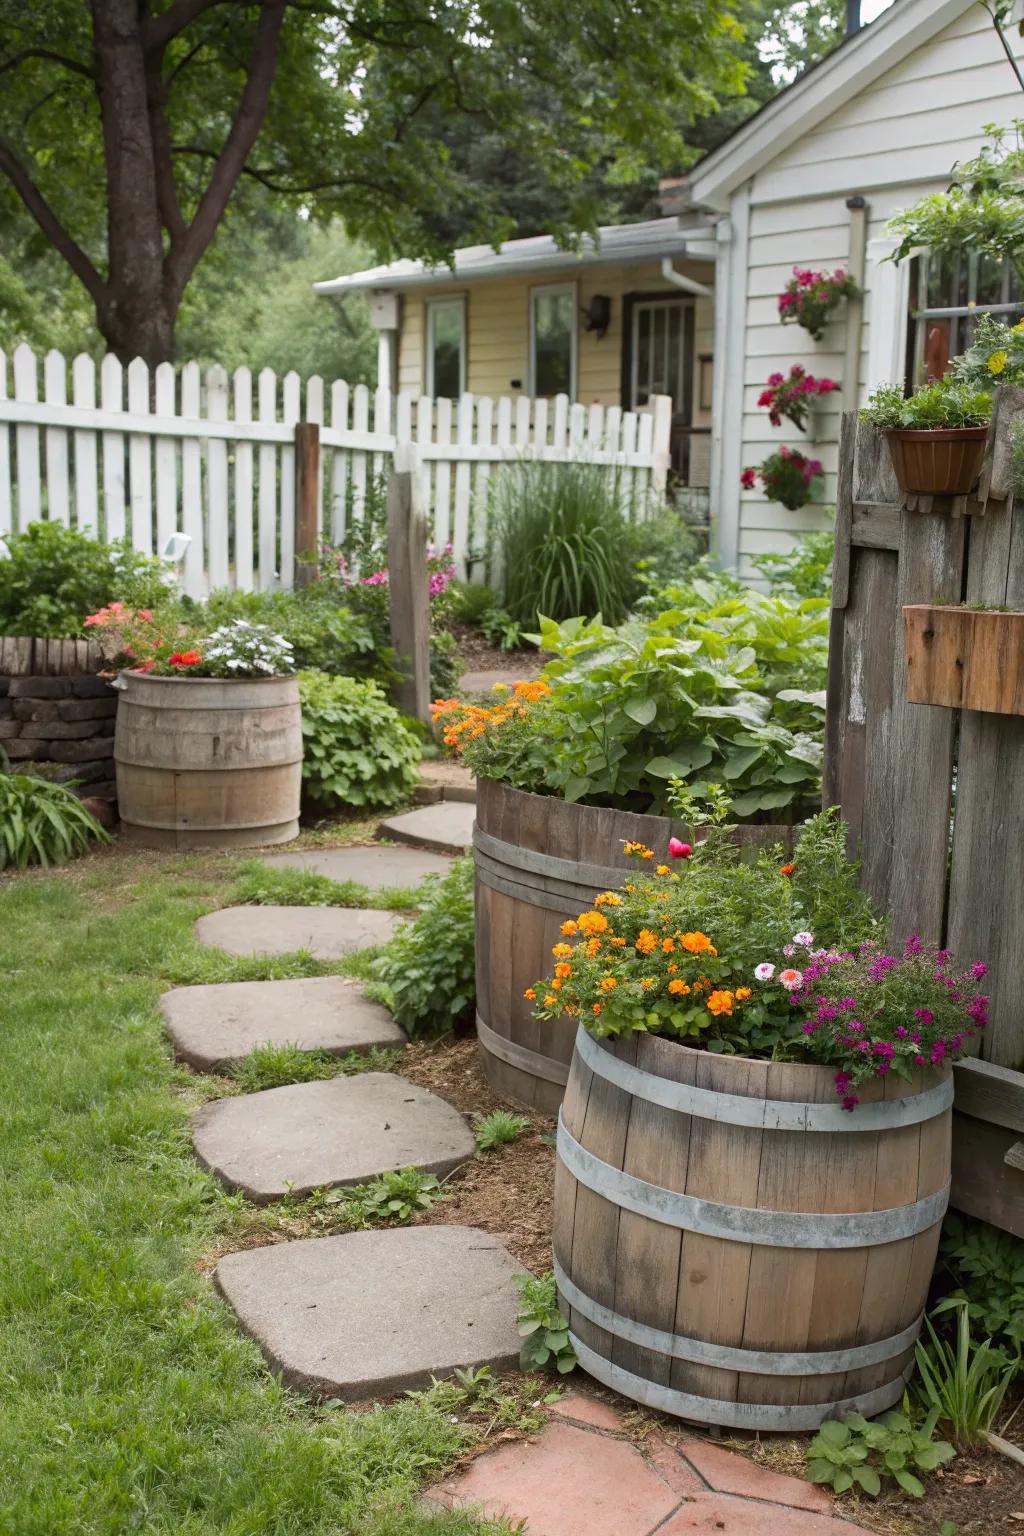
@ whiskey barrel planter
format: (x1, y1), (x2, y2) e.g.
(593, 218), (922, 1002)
(473, 778), (794, 1113)
(553, 1028), (952, 1431)
(115, 672), (302, 849)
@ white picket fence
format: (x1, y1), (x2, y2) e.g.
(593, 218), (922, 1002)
(0, 344), (672, 598)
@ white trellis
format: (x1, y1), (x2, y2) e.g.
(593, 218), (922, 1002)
(0, 344), (673, 598)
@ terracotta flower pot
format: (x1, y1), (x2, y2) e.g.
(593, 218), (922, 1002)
(884, 427), (989, 496)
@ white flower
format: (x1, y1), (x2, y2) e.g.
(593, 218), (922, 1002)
(754, 962), (775, 981)
(792, 930), (814, 947)
(779, 968), (803, 991)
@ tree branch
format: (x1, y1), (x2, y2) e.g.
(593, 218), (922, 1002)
(171, 144), (394, 196)
(167, 1), (287, 289)
(146, 67), (186, 241)
(0, 46), (93, 80)
(0, 139), (107, 304)
(141, 0), (238, 54)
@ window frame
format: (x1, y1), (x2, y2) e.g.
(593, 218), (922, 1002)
(528, 281), (578, 400)
(425, 294), (467, 399)
(907, 249), (1024, 385)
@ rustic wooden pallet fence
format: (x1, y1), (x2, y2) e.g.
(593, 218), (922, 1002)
(826, 401), (1024, 1236)
(0, 344), (672, 598)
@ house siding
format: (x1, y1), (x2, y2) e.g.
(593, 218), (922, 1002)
(726, 5), (1024, 580)
(396, 260), (715, 419)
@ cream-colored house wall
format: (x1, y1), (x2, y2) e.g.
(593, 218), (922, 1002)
(396, 259), (714, 417)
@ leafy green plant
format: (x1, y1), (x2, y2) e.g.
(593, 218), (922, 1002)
(372, 857), (475, 1036)
(474, 1110), (530, 1152)
(914, 1301), (1019, 1448)
(230, 1043), (403, 1093)
(298, 669), (422, 810)
(447, 580), (497, 628)
(479, 606), (525, 652)
(335, 1167), (446, 1225)
(806, 1409), (955, 1499)
(490, 460), (640, 626)
(0, 521), (168, 638)
(752, 528), (834, 600)
(230, 860), (418, 912)
(861, 379), (992, 431)
(0, 766), (109, 869)
(514, 1273), (576, 1375)
(431, 627), (465, 698)
(938, 1214), (1024, 1353)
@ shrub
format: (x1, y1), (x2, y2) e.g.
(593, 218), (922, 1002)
(447, 580), (497, 627)
(372, 857), (475, 1036)
(430, 627), (464, 699)
(0, 522), (167, 638)
(489, 460), (640, 626)
(187, 585), (384, 681)
(0, 767), (109, 868)
(298, 669), (422, 810)
(860, 379), (991, 431)
(938, 1213), (1024, 1354)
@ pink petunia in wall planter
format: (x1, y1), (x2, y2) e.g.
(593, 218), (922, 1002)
(741, 446), (824, 510)
(778, 267), (860, 342)
(757, 366), (839, 431)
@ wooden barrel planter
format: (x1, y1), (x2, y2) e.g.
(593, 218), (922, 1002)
(473, 777), (794, 1113)
(115, 672), (302, 849)
(553, 1027), (952, 1430)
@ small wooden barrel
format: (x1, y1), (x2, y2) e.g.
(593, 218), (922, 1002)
(115, 672), (302, 849)
(554, 1028), (952, 1430)
(473, 778), (793, 1114)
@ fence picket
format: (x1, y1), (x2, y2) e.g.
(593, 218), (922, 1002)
(13, 344), (41, 531)
(0, 351), (10, 536)
(453, 393), (474, 573)
(43, 350), (69, 528)
(206, 365), (230, 588)
(473, 394), (494, 566)
(154, 362), (177, 556)
(533, 397), (549, 456)
(569, 400), (587, 448)
(551, 393), (569, 454)
(233, 367), (254, 592)
(257, 368), (277, 591)
(99, 354), (125, 541)
(72, 354), (98, 535)
(415, 395), (433, 534)
(329, 379), (350, 544)
(350, 384), (370, 528)
(180, 361), (204, 596)
(279, 370), (300, 588)
(126, 357), (153, 552)
(306, 374), (325, 534)
(433, 395), (453, 552)
(514, 394), (531, 451)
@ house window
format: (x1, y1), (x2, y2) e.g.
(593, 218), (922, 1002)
(908, 251), (1023, 385)
(529, 283), (577, 398)
(426, 297), (466, 398)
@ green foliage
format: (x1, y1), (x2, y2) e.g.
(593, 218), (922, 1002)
(187, 584), (384, 681)
(333, 1167), (446, 1226)
(515, 1273), (576, 1375)
(787, 805), (877, 951)
(752, 528), (834, 599)
(860, 380), (992, 431)
(372, 858), (475, 1037)
(806, 1410), (955, 1500)
(431, 628), (465, 699)
(914, 1301), (1019, 1449)
(0, 768), (109, 869)
(952, 311), (1024, 392)
(0, 522), (168, 638)
(490, 461), (641, 627)
(230, 857), (419, 912)
(298, 670), (422, 811)
(474, 1110), (530, 1153)
(479, 607), (527, 653)
(448, 581), (497, 628)
(230, 1043), (403, 1093)
(939, 1214), (1024, 1354)
(888, 122), (1024, 267)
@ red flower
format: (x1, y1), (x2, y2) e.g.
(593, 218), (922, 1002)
(740, 468), (757, 490)
(169, 650), (202, 668)
(780, 862), (796, 877)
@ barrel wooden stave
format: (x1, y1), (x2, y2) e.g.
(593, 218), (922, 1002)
(474, 777), (797, 1113)
(115, 673), (302, 850)
(554, 1031), (951, 1428)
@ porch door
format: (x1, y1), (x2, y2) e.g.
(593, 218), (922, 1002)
(630, 298), (695, 480)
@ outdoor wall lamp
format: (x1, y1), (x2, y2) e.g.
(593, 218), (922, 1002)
(581, 294), (612, 339)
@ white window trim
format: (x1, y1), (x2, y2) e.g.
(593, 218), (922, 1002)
(528, 281), (578, 400)
(425, 294), (467, 397)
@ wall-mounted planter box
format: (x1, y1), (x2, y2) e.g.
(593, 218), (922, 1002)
(904, 604), (1024, 714)
(885, 427), (988, 497)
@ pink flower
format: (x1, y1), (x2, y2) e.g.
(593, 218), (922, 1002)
(740, 468), (756, 490)
(754, 962), (775, 981)
(668, 837), (692, 859)
(779, 968), (803, 991)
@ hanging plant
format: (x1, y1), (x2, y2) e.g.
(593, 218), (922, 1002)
(758, 366), (840, 430)
(778, 268), (860, 341)
(741, 447), (824, 510)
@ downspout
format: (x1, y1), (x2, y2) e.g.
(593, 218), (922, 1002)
(660, 257), (713, 299)
(840, 197), (869, 421)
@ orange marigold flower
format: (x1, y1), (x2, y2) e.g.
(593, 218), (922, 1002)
(622, 840), (652, 857)
(561, 920), (579, 937)
(707, 989), (734, 1017)
(592, 1003), (603, 1015)
(552, 943), (574, 959)
(513, 679), (551, 701)
(576, 911), (610, 937)
(594, 891), (622, 907)
(585, 938), (602, 958)
(543, 993), (558, 1007)
(640, 978), (656, 990)
(661, 937), (675, 953)
(681, 931), (714, 954)
(523, 987), (537, 1001)
(599, 976), (618, 992)
(610, 936), (626, 948)
(780, 862), (797, 878)
(635, 928), (658, 955)
(554, 962), (573, 979)
(656, 865), (670, 876)
(668, 979), (690, 995)
(735, 986), (752, 1001)
(667, 962), (678, 974)
(551, 979), (563, 991)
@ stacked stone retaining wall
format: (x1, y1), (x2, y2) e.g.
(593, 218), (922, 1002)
(0, 638), (117, 800)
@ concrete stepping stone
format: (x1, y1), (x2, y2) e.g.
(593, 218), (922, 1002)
(192, 1073), (475, 1201)
(194, 905), (401, 959)
(377, 801), (475, 855)
(259, 845), (452, 888)
(460, 668), (542, 695)
(415, 759), (476, 805)
(161, 975), (405, 1071)
(215, 1225), (522, 1398)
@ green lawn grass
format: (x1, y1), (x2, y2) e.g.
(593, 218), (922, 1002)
(0, 851), (515, 1535)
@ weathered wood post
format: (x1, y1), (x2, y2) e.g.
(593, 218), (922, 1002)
(387, 444), (431, 722)
(293, 421), (320, 588)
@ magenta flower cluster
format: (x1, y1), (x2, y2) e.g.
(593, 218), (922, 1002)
(740, 446), (824, 511)
(777, 267), (860, 341)
(757, 366), (839, 431)
(318, 541), (455, 599)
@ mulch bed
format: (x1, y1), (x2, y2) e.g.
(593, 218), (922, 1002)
(451, 623), (545, 679)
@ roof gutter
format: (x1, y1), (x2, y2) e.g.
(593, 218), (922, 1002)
(660, 257), (713, 298)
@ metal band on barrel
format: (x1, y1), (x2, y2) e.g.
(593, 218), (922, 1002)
(557, 1113), (950, 1248)
(476, 1014), (570, 1086)
(552, 1254), (923, 1375)
(576, 1026), (955, 1134)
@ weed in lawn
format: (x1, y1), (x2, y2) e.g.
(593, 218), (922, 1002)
(410, 1369), (549, 1437)
(229, 1042), (404, 1093)
(324, 1167), (448, 1226)
(474, 1110), (530, 1152)
(514, 1272), (576, 1375)
(230, 858), (420, 912)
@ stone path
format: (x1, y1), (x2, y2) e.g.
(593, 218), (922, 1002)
(161, 976), (404, 1070)
(215, 1225), (522, 1399)
(259, 844), (452, 887)
(378, 801), (476, 854)
(194, 904), (402, 959)
(415, 759), (476, 805)
(460, 667), (541, 695)
(428, 1391), (871, 1536)
(192, 1073), (475, 1201)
